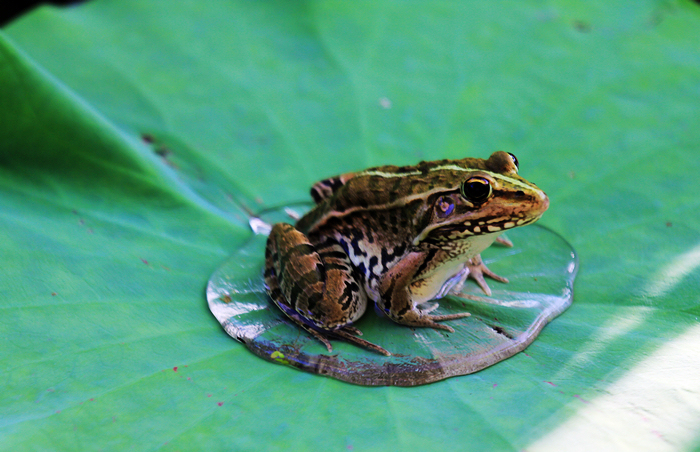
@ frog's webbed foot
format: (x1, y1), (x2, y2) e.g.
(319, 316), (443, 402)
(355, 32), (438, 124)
(466, 254), (509, 297)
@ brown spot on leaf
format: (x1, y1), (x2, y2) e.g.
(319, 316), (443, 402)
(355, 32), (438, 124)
(573, 20), (591, 32)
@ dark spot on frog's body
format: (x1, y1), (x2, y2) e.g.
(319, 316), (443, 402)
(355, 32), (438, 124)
(367, 256), (379, 280)
(319, 250), (347, 261)
(340, 280), (360, 310)
(357, 262), (367, 277)
(305, 291), (324, 312)
(381, 244), (407, 271)
(337, 227), (368, 258)
(414, 248), (438, 277)
(350, 238), (367, 258)
(338, 238), (350, 256)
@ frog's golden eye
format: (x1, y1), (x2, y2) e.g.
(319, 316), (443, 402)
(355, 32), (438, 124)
(461, 177), (492, 204)
(508, 153), (519, 171)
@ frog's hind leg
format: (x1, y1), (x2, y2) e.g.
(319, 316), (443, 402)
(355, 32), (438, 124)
(265, 224), (389, 355)
(331, 327), (391, 356)
(265, 270), (389, 356)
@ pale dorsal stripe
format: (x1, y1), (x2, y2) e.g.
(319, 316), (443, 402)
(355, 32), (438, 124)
(360, 167), (532, 192)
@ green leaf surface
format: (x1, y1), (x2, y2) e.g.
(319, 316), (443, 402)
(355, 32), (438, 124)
(2, 0), (700, 450)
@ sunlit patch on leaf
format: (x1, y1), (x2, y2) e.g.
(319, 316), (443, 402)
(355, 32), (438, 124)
(207, 205), (577, 386)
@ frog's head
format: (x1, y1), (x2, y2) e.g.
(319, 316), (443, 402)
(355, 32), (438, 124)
(415, 151), (549, 246)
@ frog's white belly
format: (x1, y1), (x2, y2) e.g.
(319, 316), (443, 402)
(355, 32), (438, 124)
(408, 232), (501, 304)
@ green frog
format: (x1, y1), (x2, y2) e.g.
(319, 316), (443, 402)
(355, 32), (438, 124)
(264, 151), (548, 355)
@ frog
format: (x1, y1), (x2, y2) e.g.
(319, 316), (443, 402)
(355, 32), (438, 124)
(264, 151), (549, 356)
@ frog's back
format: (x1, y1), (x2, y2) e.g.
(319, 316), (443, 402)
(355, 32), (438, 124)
(297, 156), (492, 233)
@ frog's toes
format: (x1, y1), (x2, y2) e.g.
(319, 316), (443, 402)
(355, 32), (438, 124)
(406, 312), (471, 333)
(466, 255), (508, 297)
(333, 328), (391, 356)
(496, 235), (514, 247)
(305, 327), (334, 353)
(429, 312), (471, 329)
(340, 325), (363, 336)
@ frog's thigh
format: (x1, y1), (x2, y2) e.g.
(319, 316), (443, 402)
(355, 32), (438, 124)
(265, 224), (366, 329)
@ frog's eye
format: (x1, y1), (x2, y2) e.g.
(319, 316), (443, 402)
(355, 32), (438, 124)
(508, 153), (519, 171)
(461, 177), (492, 204)
(435, 196), (455, 218)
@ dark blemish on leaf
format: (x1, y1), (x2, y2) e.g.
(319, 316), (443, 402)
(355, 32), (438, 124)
(545, 381), (557, 386)
(89, 398), (94, 401)
(666, 221), (672, 227)
(155, 145), (171, 158)
(217, 402), (224, 406)
(55, 410), (60, 414)
(173, 366), (178, 372)
(533, 277), (538, 282)
(187, 377), (191, 380)
(207, 394), (212, 397)
(141, 258), (149, 265)
(573, 20), (591, 32)
(142, 133), (154, 143)
(51, 292), (57, 296)
(221, 294), (232, 303)
(492, 326), (513, 339)
(492, 383), (498, 388)
(573, 394), (590, 404)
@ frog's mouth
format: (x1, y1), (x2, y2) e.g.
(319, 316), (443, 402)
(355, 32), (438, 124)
(415, 214), (542, 246)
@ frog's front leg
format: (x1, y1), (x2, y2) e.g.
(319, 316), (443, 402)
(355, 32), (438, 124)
(265, 223), (390, 356)
(464, 254), (509, 296)
(377, 251), (471, 333)
(460, 237), (513, 296)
